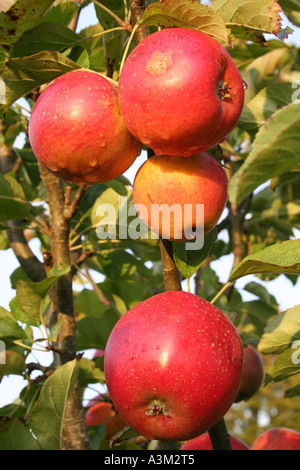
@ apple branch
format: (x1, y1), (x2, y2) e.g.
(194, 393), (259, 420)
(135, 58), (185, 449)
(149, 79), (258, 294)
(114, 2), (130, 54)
(39, 164), (91, 450)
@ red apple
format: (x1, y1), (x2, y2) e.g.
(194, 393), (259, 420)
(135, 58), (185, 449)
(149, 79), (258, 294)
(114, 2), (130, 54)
(85, 395), (126, 440)
(118, 28), (245, 157)
(235, 345), (264, 403)
(104, 290), (243, 441)
(251, 428), (300, 450)
(132, 152), (228, 241)
(181, 432), (250, 450)
(28, 69), (141, 185)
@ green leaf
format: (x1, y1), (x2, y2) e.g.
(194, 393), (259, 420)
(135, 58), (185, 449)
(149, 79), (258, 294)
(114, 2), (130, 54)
(27, 358), (79, 450)
(78, 357), (105, 386)
(279, 0), (300, 27)
(0, 174), (31, 221)
(211, 0), (283, 44)
(173, 228), (217, 279)
(0, 417), (40, 450)
(140, 0), (229, 44)
(39, 0), (79, 26)
(0, 345), (26, 378)
(11, 21), (81, 58)
(264, 347), (300, 384)
(0, 306), (27, 340)
(229, 239), (300, 282)
(76, 309), (120, 351)
(258, 305), (300, 355)
(0, 50), (82, 108)
(238, 82), (293, 135)
(0, 0), (56, 45)
(16, 263), (71, 325)
(229, 102), (300, 207)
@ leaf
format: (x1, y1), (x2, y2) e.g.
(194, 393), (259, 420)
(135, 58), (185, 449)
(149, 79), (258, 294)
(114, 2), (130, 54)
(28, 358), (79, 450)
(76, 309), (120, 351)
(0, 174), (31, 221)
(229, 102), (300, 207)
(0, 50), (82, 108)
(229, 239), (300, 282)
(173, 228), (217, 279)
(258, 305), (300, 355)
(264, 347), (300, 384)
(0, 417), (40, 450)
(0, 0), (56, 45)
(279, 0), (300, 27)
(16, 263), (71, 325)
(140, 0), (229, 44)
(11, 21), (81, 58)
(211, 0), (283, 44)
(0, 306), (27, 340)
(238, 82), (293, 135)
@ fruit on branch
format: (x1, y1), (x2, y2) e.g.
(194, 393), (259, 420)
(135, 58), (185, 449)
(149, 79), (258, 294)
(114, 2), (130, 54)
(132, 152), (228, 241)
(181, 432), (250, 450)
(85, 395), (126, 440)
(118, 28), (245, 157)
(235, 344), (264, 403)
(251, 428), (300, 450)
(104, 291), (243, 441)
(28, 70), (141, 185)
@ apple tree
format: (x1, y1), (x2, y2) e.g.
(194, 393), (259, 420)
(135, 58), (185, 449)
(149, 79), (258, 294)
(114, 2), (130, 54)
(0, 0), (300, 451)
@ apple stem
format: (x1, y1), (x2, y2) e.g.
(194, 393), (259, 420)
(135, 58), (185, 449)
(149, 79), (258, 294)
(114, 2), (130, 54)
(208, 418), (232, 450)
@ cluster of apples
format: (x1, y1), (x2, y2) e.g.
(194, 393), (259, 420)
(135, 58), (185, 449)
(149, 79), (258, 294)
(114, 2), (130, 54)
(29, 27), (245, 241)
(29, 28), (251, 444)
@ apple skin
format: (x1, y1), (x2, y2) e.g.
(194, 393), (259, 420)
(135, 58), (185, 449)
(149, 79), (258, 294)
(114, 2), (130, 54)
(132, 152), (228, 241)
(235, 345), (264, 403)
(118, 28), (245, 157)
(104, 291), (243, 442)
(85, 395), (126, 440)
(28, 69), (141, 185)
(251, 428), (300, 450)
(181, 432), (250, 450)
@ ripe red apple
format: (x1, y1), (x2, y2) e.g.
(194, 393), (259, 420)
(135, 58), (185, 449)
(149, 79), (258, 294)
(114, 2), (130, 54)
(28, 69), (141, 185)
(132, 152), (228, 241)
(235, 345), (264, 403)
(181, 432), (250, 450)
(118, 28), (245, 157)
(251, 428), (300, 450)
(85, 395), (126, 440)
(104, 291), (243, 442)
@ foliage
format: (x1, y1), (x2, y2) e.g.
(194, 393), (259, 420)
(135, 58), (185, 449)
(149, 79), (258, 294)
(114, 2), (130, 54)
(0, 0), (300, 450)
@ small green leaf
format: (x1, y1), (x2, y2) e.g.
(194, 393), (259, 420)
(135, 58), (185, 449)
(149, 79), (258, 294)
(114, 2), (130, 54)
(258, 305), (300, 355)
(229, 239), (300, 282)
(140, 0), (229, 44)
(28, 358), (79, 450)
(0, 50), (82, 108)
(0, 306), (27, 340)
(11, 21), (81, 58)
(229, 102), (300, 207)
(0, 417), (40, 450)
(173, 228), (217, 279)
(0, 174), (31, 221)
(0, 0), (56, 45)
(264, 347), (300, 384)
(211, 0), (283, 44)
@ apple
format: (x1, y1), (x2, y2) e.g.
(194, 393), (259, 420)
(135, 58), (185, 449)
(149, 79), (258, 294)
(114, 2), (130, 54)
(28, 69), (141, 185)
(85, 395), (126, 440)
(104, 290), (243, 442)
(235, 345), (264, 403)
(118, 28), (245, 157)
(181, 432), (250, 450)
(251, 428), (300, 450)
(132, 152), (228, 241)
